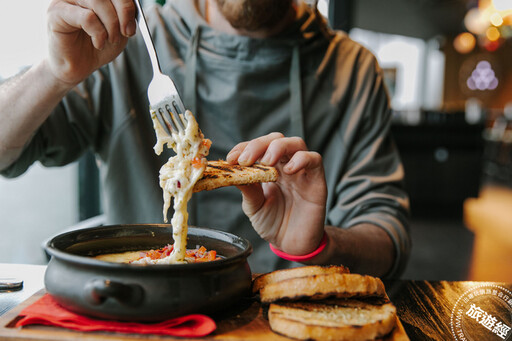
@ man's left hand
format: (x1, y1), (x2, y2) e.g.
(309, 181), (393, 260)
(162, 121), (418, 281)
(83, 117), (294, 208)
(226, 132), (327, 255)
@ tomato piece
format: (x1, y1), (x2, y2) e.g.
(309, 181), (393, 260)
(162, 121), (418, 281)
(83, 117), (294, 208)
(194, 256), (210, 263)
(202, 139), (212, 149)
(191, 157), (203, 169)
(207, 251), (216, 261)
(196, 246), (207, 256)
(163, 245), (173, 256)
(136, 244), (218, 262)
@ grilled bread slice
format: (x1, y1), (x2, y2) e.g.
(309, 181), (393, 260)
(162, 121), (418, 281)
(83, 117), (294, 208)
(260, 273), (386, 303)
(268, 299), (397, 341)
(253, 265), (350, 294)
(193, 160), (278, 192)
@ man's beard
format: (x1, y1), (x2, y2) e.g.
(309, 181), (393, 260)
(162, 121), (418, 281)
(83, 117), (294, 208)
(215, 0), (293, 32)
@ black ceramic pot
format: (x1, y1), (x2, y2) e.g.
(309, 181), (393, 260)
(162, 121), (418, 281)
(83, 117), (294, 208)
(44, 224), (252, 321)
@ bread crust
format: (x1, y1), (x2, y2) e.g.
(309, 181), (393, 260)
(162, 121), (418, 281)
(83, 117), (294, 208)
(253, 265), (350, 294)
(268, 299), (397, 341)
(260, 273), (386, 303)
(193, 160), (278, 192)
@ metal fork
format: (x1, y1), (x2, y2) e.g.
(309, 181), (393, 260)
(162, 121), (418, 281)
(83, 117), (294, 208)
(134, 0), (187, 136)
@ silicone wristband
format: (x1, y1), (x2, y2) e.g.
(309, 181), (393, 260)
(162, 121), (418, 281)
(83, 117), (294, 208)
(269, 232), (328, 262)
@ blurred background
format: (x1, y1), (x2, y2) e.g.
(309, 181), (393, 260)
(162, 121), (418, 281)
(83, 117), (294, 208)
(1, 0), (511, 281)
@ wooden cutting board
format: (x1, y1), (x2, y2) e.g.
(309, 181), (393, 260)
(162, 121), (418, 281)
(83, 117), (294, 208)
(0, 290), (409, 340)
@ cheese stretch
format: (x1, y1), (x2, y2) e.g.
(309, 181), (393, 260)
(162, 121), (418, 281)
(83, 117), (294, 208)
(135, 110), (210, 264)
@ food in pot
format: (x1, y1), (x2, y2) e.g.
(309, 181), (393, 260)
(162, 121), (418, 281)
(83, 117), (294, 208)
(94, 245), (221, 264)
(45, 225), (253, 321)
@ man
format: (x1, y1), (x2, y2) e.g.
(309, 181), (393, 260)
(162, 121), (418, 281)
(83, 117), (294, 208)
(0, 0), (410, 276)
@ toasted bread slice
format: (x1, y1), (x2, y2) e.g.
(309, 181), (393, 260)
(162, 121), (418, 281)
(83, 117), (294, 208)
(268, 299), (397, 341)
(253, 265), (350, 294)
(260, 273), (386, 303)
(193, 160), (278, 192)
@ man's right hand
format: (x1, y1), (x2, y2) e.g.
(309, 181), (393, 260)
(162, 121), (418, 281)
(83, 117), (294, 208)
(46, 0), (137, 87)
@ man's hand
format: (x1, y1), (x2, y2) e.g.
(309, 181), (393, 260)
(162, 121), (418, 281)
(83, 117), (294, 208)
(46, 0), (136, 86)
(227, 132), (327, 256)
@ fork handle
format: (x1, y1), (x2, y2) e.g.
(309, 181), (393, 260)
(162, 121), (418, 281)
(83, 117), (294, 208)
(133, 0), (162, 75)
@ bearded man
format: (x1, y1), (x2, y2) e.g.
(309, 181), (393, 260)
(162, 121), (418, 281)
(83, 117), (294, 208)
(0, 0), (410, 277)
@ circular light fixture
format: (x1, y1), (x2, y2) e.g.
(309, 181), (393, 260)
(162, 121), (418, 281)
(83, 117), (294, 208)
(466, 60), (499, 91)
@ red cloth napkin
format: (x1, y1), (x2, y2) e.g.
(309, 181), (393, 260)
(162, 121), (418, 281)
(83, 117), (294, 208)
(15, 294), (216, 337)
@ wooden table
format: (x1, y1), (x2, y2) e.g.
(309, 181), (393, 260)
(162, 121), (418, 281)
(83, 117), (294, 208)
(1, 264), (512, 340)
(384, 280), (512, 340)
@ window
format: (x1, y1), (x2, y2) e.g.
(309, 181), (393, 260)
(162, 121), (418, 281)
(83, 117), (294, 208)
(350, 28), (445, 112)
(0, 0), (78, 265)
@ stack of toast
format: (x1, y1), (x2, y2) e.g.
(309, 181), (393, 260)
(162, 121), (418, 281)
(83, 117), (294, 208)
(253, 265), (398, 341)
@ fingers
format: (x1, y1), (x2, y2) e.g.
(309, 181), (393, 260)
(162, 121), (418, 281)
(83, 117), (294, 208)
(111, 0), (137, 37)
(227, 132), (284, 166)
(260, 136), (307, 166)
(80, 0), (122, 44)
(49, 2), (102, 50)
(48, 0), (135, 50)
(227, 133), (323, 175)
(284, 150), (324, 175)
(226, 141), (249, 164)
(237, 184), (265, 217)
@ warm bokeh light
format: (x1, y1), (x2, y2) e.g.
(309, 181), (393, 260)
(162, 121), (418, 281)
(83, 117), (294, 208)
(504, 15), (512, 26)
(486, 26), (501, 40)
(454, 32), (477, 54)
(465, 7), (490, 34)
(482, 38), (501, 51)
(490, 11), (504, 25)
(467, 0), (512, 44)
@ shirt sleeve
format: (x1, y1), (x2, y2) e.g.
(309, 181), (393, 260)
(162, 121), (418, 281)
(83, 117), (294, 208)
(326, 51), (411, 278)
(0, 68), (111, 178)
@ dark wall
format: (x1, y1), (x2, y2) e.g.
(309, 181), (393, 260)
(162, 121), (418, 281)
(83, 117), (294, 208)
(391, 112), (484, 217)
(351, 0), (468, 40)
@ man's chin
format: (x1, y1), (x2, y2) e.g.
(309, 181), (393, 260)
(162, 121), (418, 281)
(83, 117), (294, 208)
(215, 0), (293, 32)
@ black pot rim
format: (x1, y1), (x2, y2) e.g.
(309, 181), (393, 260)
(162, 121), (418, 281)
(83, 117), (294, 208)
(45, 224), (253, 271)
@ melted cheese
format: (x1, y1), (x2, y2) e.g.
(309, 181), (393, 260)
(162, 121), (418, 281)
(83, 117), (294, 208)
(139, 110), (210, 264)
(95, 251), (143, 263)
(94, 247), (221, 264)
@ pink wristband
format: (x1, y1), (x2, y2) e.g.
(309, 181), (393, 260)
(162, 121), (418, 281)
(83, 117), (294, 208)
(269, 232), (328, 262)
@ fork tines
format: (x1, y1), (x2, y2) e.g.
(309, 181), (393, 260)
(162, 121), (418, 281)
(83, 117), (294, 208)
(156, 103), (187, 136)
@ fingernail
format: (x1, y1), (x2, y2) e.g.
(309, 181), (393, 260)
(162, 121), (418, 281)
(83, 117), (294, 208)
(226, 151), (236, 162)
(284, 161), (295, 172)
(238, 151), (249, 164)
(261, 153), (272, 165)
(125, 20), (136, 37)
